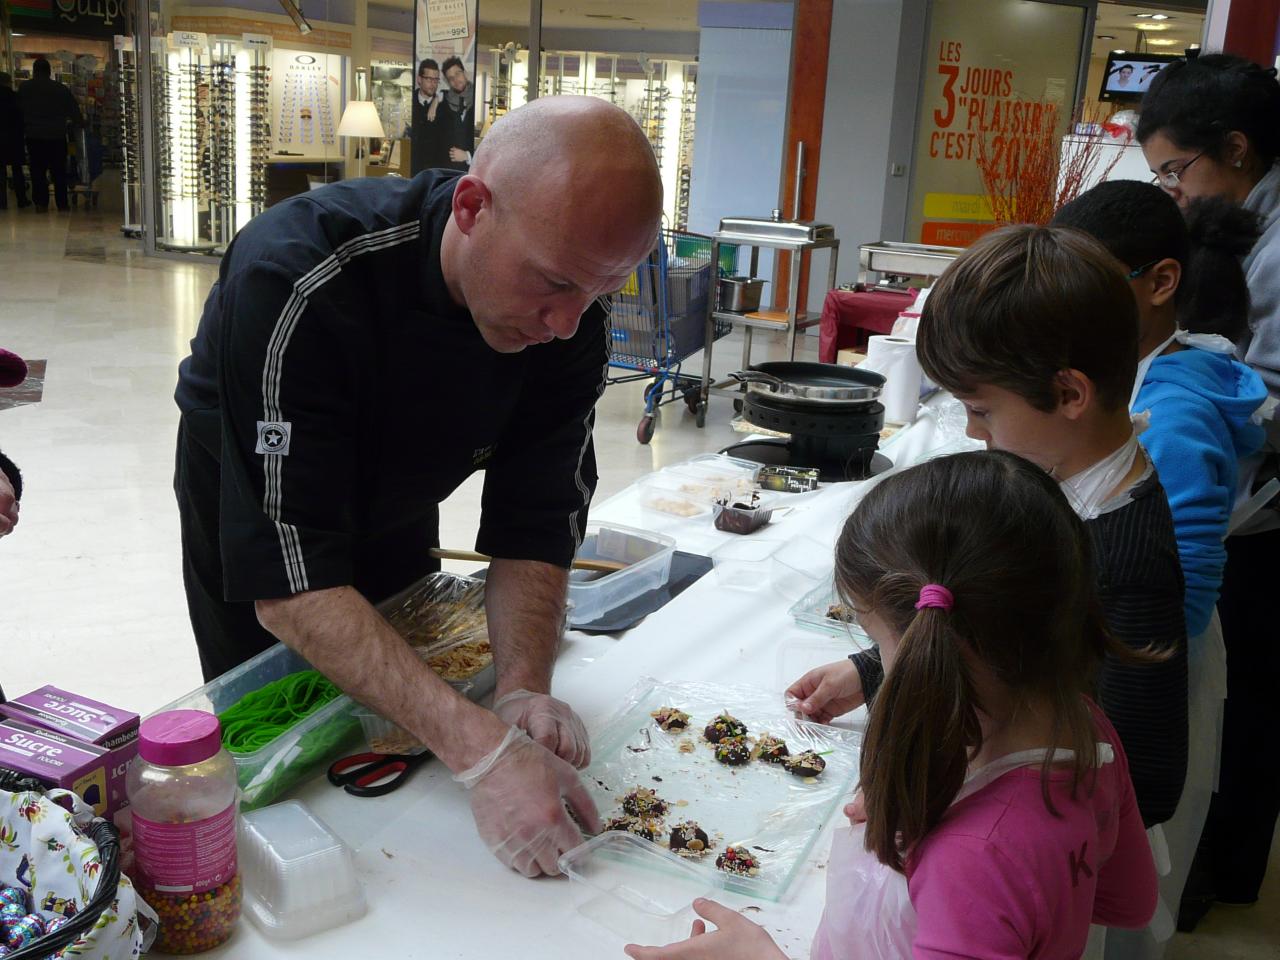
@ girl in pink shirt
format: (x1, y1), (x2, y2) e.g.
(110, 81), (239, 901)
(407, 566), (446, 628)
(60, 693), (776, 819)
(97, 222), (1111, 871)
(626, 450), (1158, 960)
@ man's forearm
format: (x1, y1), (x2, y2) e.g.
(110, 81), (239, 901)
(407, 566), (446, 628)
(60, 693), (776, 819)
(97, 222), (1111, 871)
(485, 558), (569, 698)
(256, 585), (508, 771)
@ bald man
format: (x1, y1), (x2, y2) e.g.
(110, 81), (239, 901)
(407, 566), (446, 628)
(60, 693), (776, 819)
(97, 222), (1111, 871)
(174, 97), (662, 876)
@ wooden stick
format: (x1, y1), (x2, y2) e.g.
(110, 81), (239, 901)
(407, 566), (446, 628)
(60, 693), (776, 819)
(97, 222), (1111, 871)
(429, 547), (627, 574)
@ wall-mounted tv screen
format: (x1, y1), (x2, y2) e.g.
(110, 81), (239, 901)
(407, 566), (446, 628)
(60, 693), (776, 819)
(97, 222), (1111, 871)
(1099, 52), (1179, 102)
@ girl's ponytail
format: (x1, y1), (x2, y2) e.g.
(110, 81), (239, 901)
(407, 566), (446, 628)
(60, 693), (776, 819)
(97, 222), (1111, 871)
(1178, 196), (1263, 340)
(860, 586), (981, 872)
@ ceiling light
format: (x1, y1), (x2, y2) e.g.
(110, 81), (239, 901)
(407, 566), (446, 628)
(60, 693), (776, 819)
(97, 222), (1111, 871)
(1134, 12), (1154, 18)
(1135, 22), (1169, 30)
(1150, 13), (1172, 20)
(1146, 38), (1179, 46)
(1113, 49), (1128, 54)
(1097, 34), (1116, 40)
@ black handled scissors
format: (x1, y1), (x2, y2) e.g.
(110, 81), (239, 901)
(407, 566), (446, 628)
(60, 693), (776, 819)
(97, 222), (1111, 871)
(326, 750), (431, 798)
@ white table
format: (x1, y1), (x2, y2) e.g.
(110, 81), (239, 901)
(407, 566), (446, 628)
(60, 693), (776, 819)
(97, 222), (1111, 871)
(207, 398), (968, 959)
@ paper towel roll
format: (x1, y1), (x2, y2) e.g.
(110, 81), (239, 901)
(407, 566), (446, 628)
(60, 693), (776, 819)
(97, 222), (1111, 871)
(864, 334), (923, 424)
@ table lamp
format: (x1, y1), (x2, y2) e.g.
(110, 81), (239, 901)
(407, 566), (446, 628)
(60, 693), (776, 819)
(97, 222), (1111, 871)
(337, 100), (386, 179)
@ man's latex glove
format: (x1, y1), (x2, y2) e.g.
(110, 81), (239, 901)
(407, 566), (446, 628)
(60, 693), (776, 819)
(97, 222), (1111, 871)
(494, 689), (591, 769)
(455, 726), (600, 877)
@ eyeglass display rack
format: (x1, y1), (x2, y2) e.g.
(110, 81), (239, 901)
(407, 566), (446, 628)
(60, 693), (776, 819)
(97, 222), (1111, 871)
(152, 32), (270, 253)
(116, 40), (142, 237)
(675, 64), (696, 232)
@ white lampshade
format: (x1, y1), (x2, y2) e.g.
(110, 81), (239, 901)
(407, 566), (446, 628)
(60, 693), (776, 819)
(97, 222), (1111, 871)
(336, 100), (385, 138)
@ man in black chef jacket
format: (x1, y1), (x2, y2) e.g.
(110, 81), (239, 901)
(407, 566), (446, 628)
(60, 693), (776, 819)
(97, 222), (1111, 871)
(408, 57), (445, 174)
(173, 95), (662, 877)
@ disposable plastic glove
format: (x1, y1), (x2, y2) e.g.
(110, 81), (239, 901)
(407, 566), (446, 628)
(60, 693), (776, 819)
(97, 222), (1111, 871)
(455, 725), (600, 877)
(493, 689), (591, 769)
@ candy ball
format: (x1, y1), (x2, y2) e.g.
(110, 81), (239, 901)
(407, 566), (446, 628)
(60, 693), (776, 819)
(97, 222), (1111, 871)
(3, 914), (44, 950)
(0, 888), (26, 911)
(0, 904), (26, 925)
(44, 915), (71, 934)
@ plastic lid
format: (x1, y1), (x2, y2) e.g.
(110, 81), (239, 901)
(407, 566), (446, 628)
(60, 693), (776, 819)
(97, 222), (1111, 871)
(138, 709), (223, 766)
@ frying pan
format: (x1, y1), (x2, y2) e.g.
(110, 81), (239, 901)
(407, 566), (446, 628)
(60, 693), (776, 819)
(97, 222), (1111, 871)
(729, 361), (885, 406)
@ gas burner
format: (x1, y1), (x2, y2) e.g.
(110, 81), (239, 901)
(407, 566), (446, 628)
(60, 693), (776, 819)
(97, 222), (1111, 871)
(721, 438), (893, 482)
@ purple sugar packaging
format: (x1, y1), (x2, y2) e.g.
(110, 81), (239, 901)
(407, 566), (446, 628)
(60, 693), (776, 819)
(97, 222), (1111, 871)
(0, 718), (113, 815)
(0, 688), (138, 819)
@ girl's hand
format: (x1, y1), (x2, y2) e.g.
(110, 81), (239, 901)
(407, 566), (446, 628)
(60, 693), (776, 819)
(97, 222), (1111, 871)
(844, 790), (867, 825)
(624, 899), (787, 960)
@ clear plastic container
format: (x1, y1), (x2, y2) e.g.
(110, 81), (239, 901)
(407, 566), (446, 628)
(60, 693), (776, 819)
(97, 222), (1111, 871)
(567, 524), (677, 626)
(128, 710), (242, 954)
(710, 537), (784, 590)
(559, 832), (714, 943)
(662, 462), (759, 503)
(152, 644), (361, 812)
(770, 535), (832, 601)
(788, 580), (872, 642)
(239, 801), (366, 940)
(636, 474), (715, 520)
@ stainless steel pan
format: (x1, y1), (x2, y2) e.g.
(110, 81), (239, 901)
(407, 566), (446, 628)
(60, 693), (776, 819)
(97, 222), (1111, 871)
(729, 361), (884, 406)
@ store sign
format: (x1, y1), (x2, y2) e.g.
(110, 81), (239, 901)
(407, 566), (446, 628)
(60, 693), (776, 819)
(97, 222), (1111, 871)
(9, 0), (125, 37)
(411, 0), (478, 175)
(170, 31), (209, 49)
(242, 34), (273, 52)
(905, 0), (1087, 245)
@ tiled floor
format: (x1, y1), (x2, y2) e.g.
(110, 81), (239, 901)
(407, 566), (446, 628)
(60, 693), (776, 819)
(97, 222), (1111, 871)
(0, 209), (1276, 956)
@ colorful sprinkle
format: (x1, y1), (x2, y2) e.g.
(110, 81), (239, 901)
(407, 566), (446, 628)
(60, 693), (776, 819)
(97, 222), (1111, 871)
(136, 873), (241, 954)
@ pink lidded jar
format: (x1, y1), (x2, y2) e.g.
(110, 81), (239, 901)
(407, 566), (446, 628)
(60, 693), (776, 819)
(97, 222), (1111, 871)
(127, 710), (241, 953)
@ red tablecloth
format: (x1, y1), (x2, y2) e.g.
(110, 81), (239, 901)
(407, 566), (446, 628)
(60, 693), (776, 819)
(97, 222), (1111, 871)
(818, 286), (917, 362)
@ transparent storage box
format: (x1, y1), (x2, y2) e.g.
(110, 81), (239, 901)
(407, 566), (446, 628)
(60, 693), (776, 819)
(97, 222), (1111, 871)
(152, 644), (362, 811)
(567, 523), (677, 626)
(636, 474), (715, 521)
(239, 800), (366, 940)
(788, 580), (871, 642)
(559, 832), (715, 943)
(710, 537), (784, 590)
(357, 572), (497, 753)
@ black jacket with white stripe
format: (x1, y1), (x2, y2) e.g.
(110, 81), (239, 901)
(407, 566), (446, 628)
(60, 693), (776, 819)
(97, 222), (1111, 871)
(176, 170), (609, 603)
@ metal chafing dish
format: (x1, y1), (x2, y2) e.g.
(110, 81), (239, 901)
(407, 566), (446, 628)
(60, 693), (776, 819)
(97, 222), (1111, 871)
(717, 212), (837, 246)
(857, 241), (962, 285)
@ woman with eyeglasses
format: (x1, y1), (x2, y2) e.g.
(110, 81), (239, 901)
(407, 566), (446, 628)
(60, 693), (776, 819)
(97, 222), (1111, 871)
(1136, 52), (1280, 927)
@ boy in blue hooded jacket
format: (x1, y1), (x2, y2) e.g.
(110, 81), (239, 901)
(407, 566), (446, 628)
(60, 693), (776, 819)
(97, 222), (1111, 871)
(1054, 181), (1265, 960)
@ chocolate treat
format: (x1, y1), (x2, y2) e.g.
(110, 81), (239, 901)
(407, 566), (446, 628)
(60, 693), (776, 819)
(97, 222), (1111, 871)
(713, 493), (773, 535)
(620, 786), (669, 818)
(716, 845), (761, 876)
(754, 734), (790, 764)
(826, 604), (858, 624)
(668, 820), (711, 856)
(650, 706), (691, 732)
(703, 713), (747, 743)
(785, 750), (827, 778)
(603, 814), (662, 842)
(715, 735), (752, 766)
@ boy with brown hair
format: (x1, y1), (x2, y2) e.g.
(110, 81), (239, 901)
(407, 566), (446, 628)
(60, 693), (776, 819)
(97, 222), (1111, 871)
(791, 225), (1189, 835)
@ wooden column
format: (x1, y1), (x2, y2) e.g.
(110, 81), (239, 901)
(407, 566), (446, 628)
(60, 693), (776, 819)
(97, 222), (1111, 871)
(773, 0), (833, 312)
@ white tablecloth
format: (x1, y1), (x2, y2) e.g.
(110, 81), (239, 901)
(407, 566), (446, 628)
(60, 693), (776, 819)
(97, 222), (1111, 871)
(205, 398), (967, 959)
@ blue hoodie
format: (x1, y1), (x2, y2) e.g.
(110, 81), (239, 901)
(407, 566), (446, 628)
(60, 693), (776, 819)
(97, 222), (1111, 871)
(1135, 347), (1266, 636)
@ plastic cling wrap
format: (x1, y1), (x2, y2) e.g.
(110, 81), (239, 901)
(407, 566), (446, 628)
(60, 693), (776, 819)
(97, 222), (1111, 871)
(575, 679), (861, 901)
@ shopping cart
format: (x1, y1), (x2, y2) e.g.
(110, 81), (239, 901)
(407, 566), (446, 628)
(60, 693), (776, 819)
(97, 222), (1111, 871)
(607, 229), (733, 444)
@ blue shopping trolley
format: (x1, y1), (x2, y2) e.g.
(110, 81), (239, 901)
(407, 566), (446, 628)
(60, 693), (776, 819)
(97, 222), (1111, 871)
(607, 229), (734, 444)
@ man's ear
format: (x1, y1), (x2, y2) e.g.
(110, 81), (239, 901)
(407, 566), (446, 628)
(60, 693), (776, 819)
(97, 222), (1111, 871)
(1148, 257), (1181, 308)
(1054, 368), (1096, 421)
(451, 174), (490, 236)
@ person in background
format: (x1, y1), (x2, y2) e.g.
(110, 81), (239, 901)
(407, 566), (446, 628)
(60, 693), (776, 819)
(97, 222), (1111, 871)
(1052, 181), (1266, 959)
(792, 225), (1189, 860)
(628, 452), (1158, 960)
(1137, 52), (1280, 921)
(0, 72), (29, 210)
(408, 57), (445, 175)
(17, 58), (81, 213)
(441, 55), (475, 170)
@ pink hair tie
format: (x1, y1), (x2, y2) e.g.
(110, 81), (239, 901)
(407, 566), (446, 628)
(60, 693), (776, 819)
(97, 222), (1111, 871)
(915, 584), (954, 612)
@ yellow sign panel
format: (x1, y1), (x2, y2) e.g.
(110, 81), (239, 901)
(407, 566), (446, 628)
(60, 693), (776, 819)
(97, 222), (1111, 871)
(923, 193), (995, 222)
